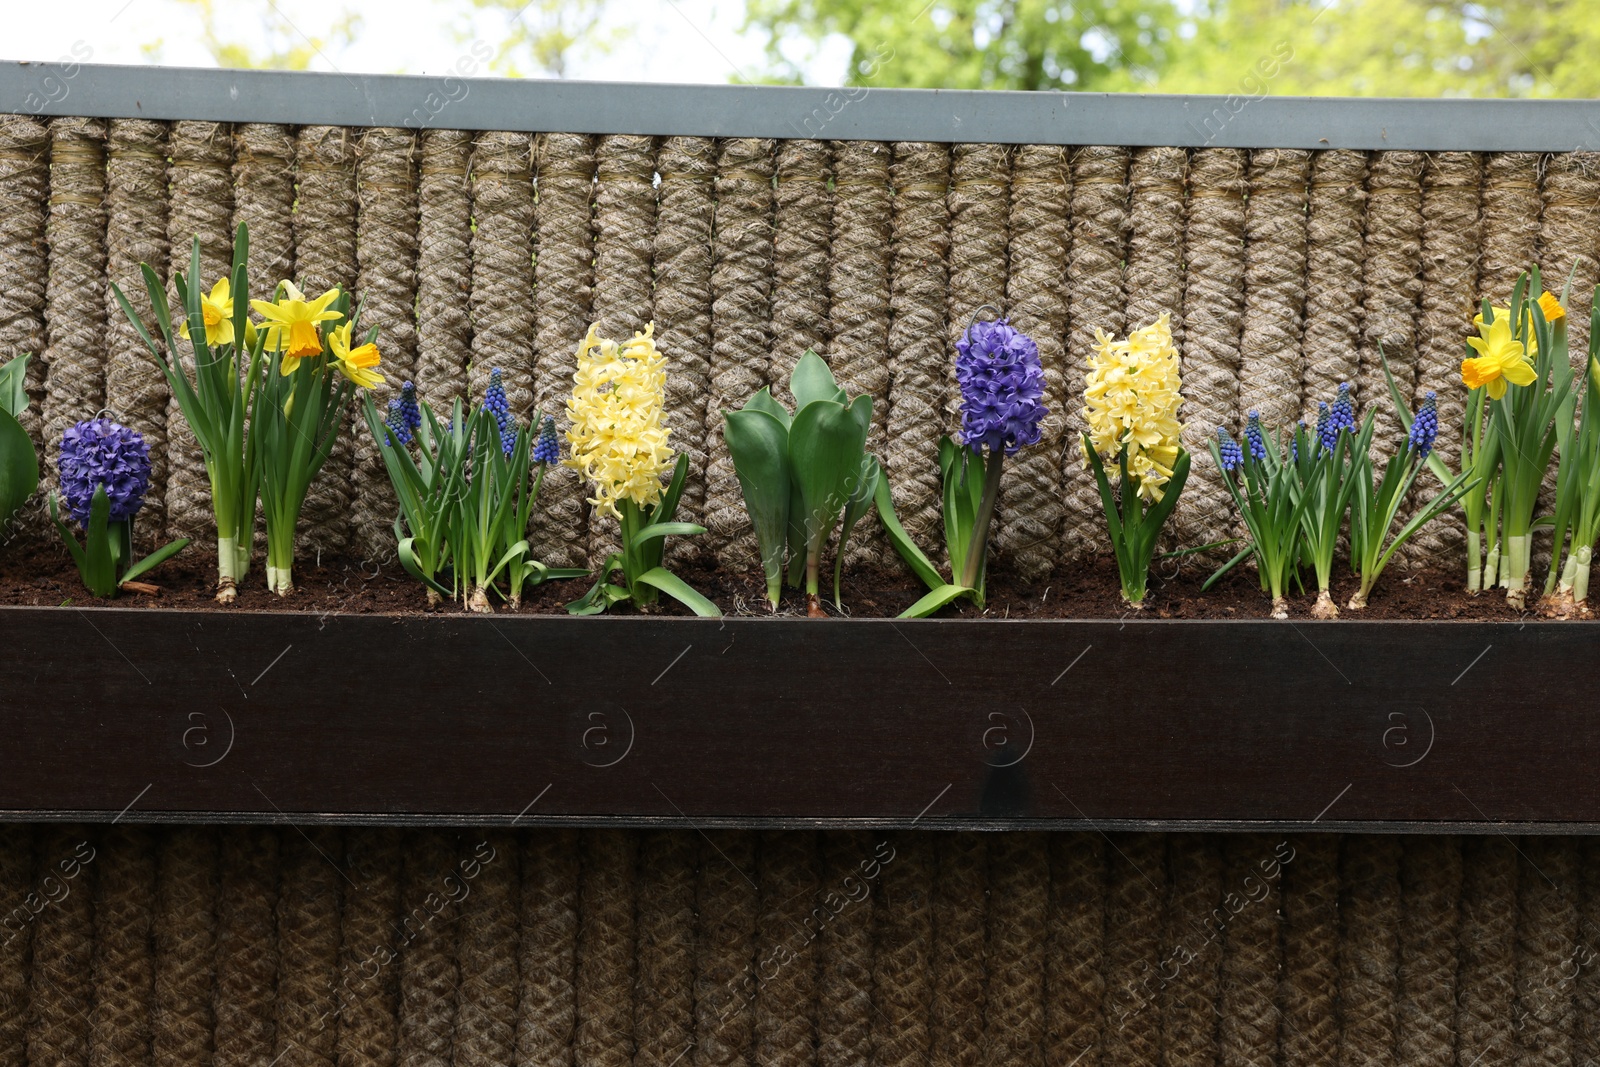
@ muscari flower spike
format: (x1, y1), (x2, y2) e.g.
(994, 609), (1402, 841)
(532, 415), (561, 464)
(1291, 421), (1305, 462)
(397, 381), (421, 434)
(1216, 426), (1243, 472)
(1328, 382), (1356, 437)
(383, 401), (413, 447)
(1409, 391), (1439, 459)
(58, 418), (152, 527)
(1315, 402), (1336, 454)
(1244, 411), (1268, 463)
(483, 369), (510, 429)
(955, 317), (1047, 456)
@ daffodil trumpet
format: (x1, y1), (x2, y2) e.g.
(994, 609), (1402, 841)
(112, 225), (262, 603)
(1210, 414), (1312, 619)
(876, 309), (1047, 618)
(1471, 272), (1578, 610)
(1545, 344), (1600, 618)
(726, 350), (880, 615)
(565, 324), (719, 617)
(1082, 314), (1188, 609)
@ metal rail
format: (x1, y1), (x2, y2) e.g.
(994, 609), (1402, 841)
(3, 60), (1599, 150)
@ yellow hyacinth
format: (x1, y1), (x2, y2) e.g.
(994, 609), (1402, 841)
(328, 322), (384, 390)
(178, 277), (235, 347)
(251, 281), (342, 373)
(1082, 313), (1185, 503)
(565, 322), (675, 519)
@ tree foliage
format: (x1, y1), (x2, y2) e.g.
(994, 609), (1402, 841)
(743, 0), (1600, 97)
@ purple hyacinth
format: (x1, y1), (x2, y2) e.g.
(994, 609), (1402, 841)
(955, 317), (1047, 456)
(532, 415), (560, 464)
(1244, 411), (1268, 463)
(1217, 426), (1243, 472)
(57, 418), (151, 527)
(1409, 391), (1439, 459)
(1328, 382), (1356, 437)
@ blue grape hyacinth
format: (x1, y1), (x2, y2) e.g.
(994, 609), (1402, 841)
(1244, 411), (1268, 463)
(384, 381), (422, 447)
(1216, 426), (1243, 472)
(955, 317), (1046, 456)
(57, 418), (151, 527)
(1315, 402), (1336, 454)
(532, 415), (561, 464)
(483, 369), (510, 427)
(1409, 391), (1439, 459)
(1328, 382), (1356, 437)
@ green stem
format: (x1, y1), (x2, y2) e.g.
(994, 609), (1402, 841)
(1576, 547), (1592, 606)
(958, 448), (1005, 593)
(1504, 533), (1530, 607)
(1465, 529), (1482, 594)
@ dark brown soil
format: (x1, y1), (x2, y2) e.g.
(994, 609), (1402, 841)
(0, 531), (1575, 621)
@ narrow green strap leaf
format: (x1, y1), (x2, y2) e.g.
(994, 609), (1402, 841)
(632, 521), (708, 546)
(49, 493), (89, 574)
(873, 475), (944, 590)
(398, 538), (454, 598)
(121, 539), (191, 585)
(898, 584), (975, 619)
(634, 567), (722, 617)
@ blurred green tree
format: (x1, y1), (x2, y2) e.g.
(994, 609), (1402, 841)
(146, 0), (362, 69)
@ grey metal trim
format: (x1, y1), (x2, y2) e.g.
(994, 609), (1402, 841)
(4, 60), (1600, 150)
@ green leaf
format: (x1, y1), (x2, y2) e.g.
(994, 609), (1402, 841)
(834, 454), (880, 607)
(0, 404), (40, 525)
(789, 397), (869, 561)
(634, 567), (722, 617)
(398, 537), (454, 598)
(0, 354), (28, 419)
(742, 387), (792, 430)
(121, 538), (191, 585)
(49, 493), (88, 576)
(84, 487), (117, 597)
(724, 407), (791, 599)
(898, 583), (975, 619)
(873, 474), (944, 591)
(632, 521), (708, 545)
(791, 349), (843, 410)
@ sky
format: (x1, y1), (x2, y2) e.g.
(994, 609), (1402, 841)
(0, 0), (851, 84)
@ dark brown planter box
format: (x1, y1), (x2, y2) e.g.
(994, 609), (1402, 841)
(0, 605), (1593, 832)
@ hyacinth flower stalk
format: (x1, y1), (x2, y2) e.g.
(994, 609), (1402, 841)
(1347, 393), (1475, 610)
(1080, 314), (1190, 609)
(250, 284), (381, 596)
(875, 309), (1046, 618)
(565, 323), (719, 617)
(1468, 274), (1576, 609)
(1210, 412), (1312, 619)
(1293, 384), (1369, 619)
(1546, 338), (1600, 617)
(49, 419), (189, 597)
(112, 225), (261, 603)
(726, 350), (880, 615)
(0, 354), (38, 533)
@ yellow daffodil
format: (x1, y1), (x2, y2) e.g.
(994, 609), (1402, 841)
(1539, 291), (1566, 322)
(178, 278), (236, 346)
(251, 281), (341, 374)
(328, 322), (384, 390)
(1463, 313), (1536, 400)
(1082, 313), (1186, 503)
(565, 321), (675, 519)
